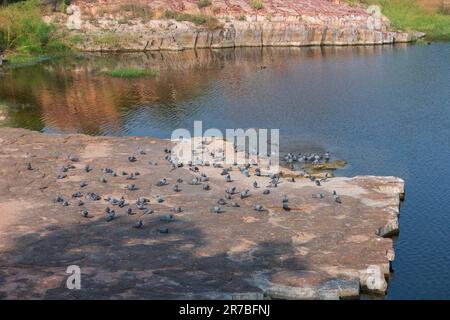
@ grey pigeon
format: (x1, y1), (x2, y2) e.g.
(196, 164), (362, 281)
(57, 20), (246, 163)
(282, 195), (289, 203)
(283, 203), (291, 211)
(172, 184), (181, 192)
(84, 164), (92, 172)
(57, 174), (67, 180)
(126, 184), (138, 191)
(333, 190), (342, 204)
(81, 210), (89, 218)
(212, 206), (223, 214)
(68, 155), (79, 162)
(156, 195), (164, 203)
(128, 156), (137, 162)
(133, 220), (144, 229)
(202, 183), (211, 190)
(26, 163), (33, 170)
(78, 200), (85, 206)
(156, 178), (167, 186)
(225, 174), (232, 183)
(100, 177), (107, 183)
(263, 189), (270, 195)
(217, 198), (227, 205)
(72, 192), (82, 198)
(253, 181), (259, 188)
(240, 189), (250, 199)
(160, 214), (173, 222)
(253, 204), (265, 212)
(79, 181), (88, 188)
(158, 227), (169, 234)
(106, 210), (116, 222)
(230, 202), (240, 207)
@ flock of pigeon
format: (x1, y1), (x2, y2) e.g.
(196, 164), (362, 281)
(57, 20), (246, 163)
(25, 146), (342, 234)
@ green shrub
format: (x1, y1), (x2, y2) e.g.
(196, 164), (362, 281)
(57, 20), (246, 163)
(105, 67), (157, 78)
(0, 0), (69, 56)
(252, 0), (264, 10)
(197, 0), (212, 9)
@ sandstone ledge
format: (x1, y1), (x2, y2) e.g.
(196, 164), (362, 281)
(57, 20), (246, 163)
(0, 128), (404, 299)
(57, 1), (424, 52)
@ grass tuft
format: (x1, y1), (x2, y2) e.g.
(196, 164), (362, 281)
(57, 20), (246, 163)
(105, 67), (157, 78)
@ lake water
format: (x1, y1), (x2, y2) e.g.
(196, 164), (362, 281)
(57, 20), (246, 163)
(0, 43), (449, 299)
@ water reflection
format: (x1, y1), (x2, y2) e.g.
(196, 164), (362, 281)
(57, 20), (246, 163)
(0, 45), (410, 136)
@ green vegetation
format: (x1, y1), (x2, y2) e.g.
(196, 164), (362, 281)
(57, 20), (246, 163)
(0, 0), (72, 66)
(347, 0), (450, 40)
(105, 67), (157, 78)
(197, 0), (212, 9)
(252, 0), (264, 10)
(163, 10), (222, 29)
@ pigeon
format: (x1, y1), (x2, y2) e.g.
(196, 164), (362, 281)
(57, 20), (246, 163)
(158, 227), (169, 234)
(60, 165), (68, 173)
(282, 195), (289, 203)
(315, 180), (321, 186)
(55, 195), (64, 203)
(255, 168), (261, 176)
(100, 177), (107, 183)
(226, 187), (237, 195)
(78, 200), (85, 206)
(312, 193), (325, 199)
(217, 198), (227, 205)
(138, 148), (146, 155)
(57, 174), (67, 180)
(225, 174), (232, 183)
(143, 208), (154, 215)
(62, 200), (69, 207)
(126, 184), (138, 191)
(160, 214), (173, 222)
(127, 208), (135, 215)
(263, 189), (270, 195)
(118, 198), (126, 207)
(333, 190), (342, 204)
(81, 210), (89, 218)
(189, 177), (200, 185)
(240, 189), (250, 199)
(68, 155), (79, 162)
(230, 202), (240, 207)
(106, 210), (116, 222)
(156, 195), (164, 203)
(283, 203), (291, 211)
(202, 183), (211, 191)
(128, 156), (137, 162)
(79, 181), (88, 188)
(133, 220), (144, 229)
(253, 181), (259, 188)
(253, 204), (265, 212)
(72, 192), (82, 198)
(26, 163), (33, 170)
(212, 206), (223, 214)
(86, 192), (101, 201)
(176, 178), (183, 183)
(172, 184), (181, 192)
(84, 164), (92, 172)
(220, 168), (229, 176)
(156, 178), (167, 186)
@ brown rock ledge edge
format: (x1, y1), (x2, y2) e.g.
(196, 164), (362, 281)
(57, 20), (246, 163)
(56, 0), (425, 52)
(0, 128), (404, 299)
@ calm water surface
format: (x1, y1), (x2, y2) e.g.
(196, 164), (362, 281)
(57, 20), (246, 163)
(1, 44), (449, 299)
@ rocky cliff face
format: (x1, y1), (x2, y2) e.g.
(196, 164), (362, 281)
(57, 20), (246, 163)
(53, 0), (424, 51)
